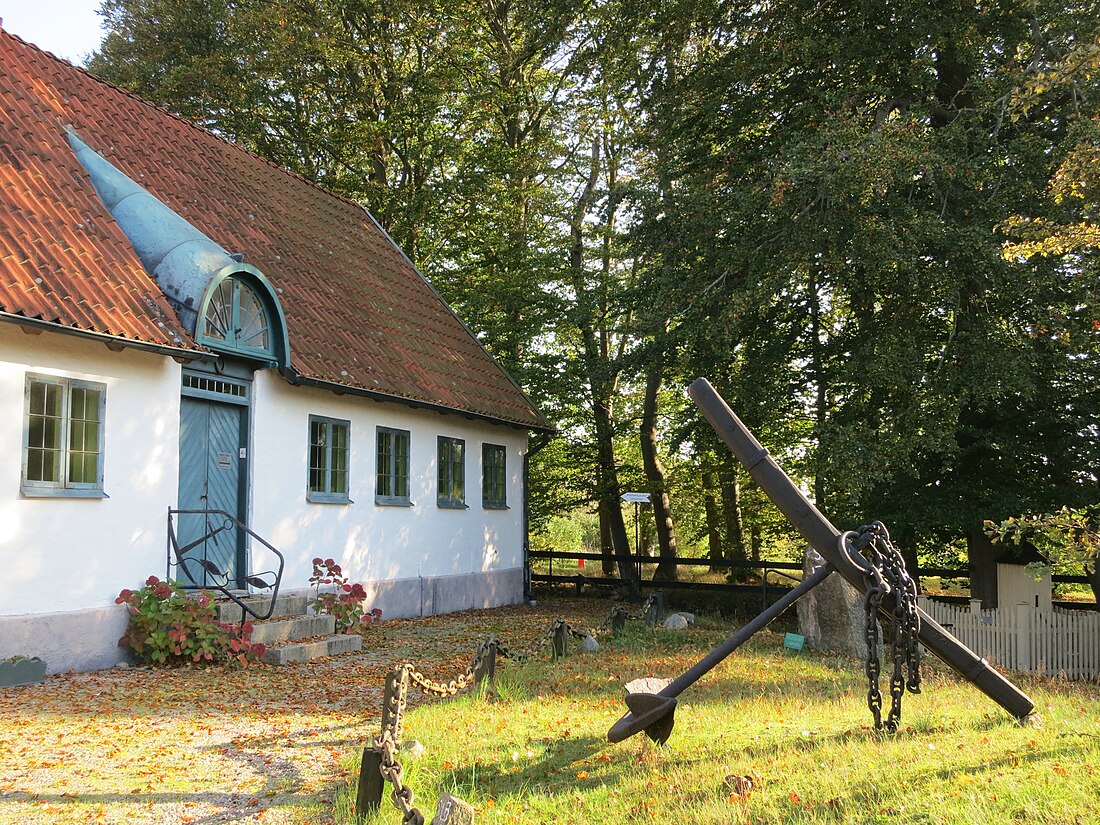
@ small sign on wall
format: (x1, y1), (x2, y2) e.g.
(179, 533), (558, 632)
(216, 452), (233, 470)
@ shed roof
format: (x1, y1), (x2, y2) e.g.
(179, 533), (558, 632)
(0, 31), (550, 431)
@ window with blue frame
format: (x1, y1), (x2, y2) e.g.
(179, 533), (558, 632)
(22, 374), (106, 497)
(201, 276), (273, 359)
(308, 415), (350, 503)
(376, 426), (411, 505)
(482, 444), (507, 509)
(437, 436), (465, 508)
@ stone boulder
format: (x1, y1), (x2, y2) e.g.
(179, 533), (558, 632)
(796, 548), (878, 658)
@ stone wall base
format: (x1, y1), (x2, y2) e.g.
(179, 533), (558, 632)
(0, 567), (524, 674)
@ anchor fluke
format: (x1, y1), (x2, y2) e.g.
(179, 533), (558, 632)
(608, 692), (677, 744)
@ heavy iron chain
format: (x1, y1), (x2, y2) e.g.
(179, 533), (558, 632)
(372, 665), (426, 824)
(606, 593), (655, 626)
(374, 730), (425, 825)
(404, 637), (496, 698)
(840, 521), (922, 733)
(496, 617), (565, 664)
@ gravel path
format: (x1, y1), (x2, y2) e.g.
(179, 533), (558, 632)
(0, 596), (610, 825)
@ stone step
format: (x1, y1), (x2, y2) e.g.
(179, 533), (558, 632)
(249, 614), (336, 645)
(262, 633), (362, 665)
(216, 593), (309, 624)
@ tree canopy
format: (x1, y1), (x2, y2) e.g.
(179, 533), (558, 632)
(89, 0), (1100, 577)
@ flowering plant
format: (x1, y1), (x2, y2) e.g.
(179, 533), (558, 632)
(309, 558), (375, 633)
(115, 576), (265, 666)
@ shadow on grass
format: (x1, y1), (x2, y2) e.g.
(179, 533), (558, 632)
(443, 734), (619, 800)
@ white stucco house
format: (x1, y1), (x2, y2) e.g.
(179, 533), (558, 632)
(0, 31), (552, 673)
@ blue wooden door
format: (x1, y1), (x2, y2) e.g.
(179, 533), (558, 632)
(177, 397), (245, 588)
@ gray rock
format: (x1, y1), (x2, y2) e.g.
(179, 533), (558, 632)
(673, 611), (695, 625)
(625, 676), (672, 695)
(580, 634), (599, 653)
(796, 547), (878, 658)
(432, 792), (474, 824)
(663, 613), (689, 631)
(400, 740), (426, 759)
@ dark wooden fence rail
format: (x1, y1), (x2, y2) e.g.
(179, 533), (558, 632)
(528, 551), (1096, 611)
(528, 550), (804, 611)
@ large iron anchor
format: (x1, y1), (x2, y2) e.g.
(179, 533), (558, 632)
(607, 378), (1034, 745)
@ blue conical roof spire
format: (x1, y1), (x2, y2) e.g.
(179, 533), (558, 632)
(67, 128), (236, 334)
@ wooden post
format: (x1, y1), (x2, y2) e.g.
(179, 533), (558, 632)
(473, 640), (496, 687)
(356, 747), (384, 823)
(610, 606), (627, 637)
(552, 621), (568, 661)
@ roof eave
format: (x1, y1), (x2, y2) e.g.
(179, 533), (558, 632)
(280, 367), (556, 434)
(0, 311), (215, 362)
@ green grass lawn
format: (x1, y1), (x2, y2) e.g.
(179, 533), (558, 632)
(340, 615), (1100, 825)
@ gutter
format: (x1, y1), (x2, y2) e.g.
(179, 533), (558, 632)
(279, 366), (555, 434)
(0, 312), (215, 362)
(523, 430), (553, 603)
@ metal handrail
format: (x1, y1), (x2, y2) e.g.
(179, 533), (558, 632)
(167, 507), (285, 624)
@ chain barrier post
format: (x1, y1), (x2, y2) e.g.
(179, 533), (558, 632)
(382, 666), (410, 744)
(552, 619), (568, 661)
(472, 638), (497, 687)
(610, 606), (627, 636)
(645, 591), (667, 627)
(356, 746), (385, 823)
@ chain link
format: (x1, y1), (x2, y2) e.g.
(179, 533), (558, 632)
(404, 637), (496, 698)
(496, 617), (565, 664)
(373, 730), (426, 825)
(840, 521), (922, 733)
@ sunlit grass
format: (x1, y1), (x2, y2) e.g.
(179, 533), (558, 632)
(340, 618), (1100, 825)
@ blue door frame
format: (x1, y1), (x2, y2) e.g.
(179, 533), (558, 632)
(177, 371), (250, 589)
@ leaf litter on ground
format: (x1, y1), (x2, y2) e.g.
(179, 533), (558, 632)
(0, 596), (611, 825)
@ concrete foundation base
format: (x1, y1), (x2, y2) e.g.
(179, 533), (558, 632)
(0, 567), (524, 674)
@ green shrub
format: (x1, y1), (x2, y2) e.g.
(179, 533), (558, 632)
(116, 576), (265, 666)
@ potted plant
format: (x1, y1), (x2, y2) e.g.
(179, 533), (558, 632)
(0, 656), (47, 687)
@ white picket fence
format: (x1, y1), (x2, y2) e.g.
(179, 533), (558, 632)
(917, 596), (1100, 681)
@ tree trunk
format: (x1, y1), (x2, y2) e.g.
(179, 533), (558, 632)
(703, 470), (724, 572)
(598, 498), (615, 576)
(968, 529), (999, 609)
(1084, 563), (1100, 609)
(567, 134), (639, 598)
(641, 358), (678, 582)
(720, 462), (747, 580)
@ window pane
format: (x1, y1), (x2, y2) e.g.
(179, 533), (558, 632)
(377, 430), (392, 497)
(395, 432), (409, 498)
(453, 441), (464, 500)
(330, 423), (348, 494)
(27, 447), (59, 482)
(203, 279), (234, 341)
(309, 419), (327, 493)
(483, 445), (505, 505)
(27, 381), (62, 482)
(238, 282), (270, 349)
(438, 437), (464, 503)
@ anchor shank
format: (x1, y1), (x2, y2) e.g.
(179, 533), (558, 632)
(688, 377), (1035, 720)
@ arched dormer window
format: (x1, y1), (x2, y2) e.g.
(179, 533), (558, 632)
(197, 264), (290, 367)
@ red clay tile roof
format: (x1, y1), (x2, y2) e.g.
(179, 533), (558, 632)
(0, 31), (550, 431)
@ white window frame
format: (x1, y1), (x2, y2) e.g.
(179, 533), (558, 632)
(21, 373), (107, 498)
(437, 435), (466, 509)
(376, 426), (411, 506)
(307, 415), (351, 504)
